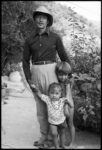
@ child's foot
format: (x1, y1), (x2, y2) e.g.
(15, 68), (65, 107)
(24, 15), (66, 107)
(60, 145), (67, 149)
(67, 144), (75, 149)
(3, 100), (8, 104)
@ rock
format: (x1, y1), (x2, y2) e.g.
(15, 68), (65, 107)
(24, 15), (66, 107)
(96, 80), (101, 91)
(2, 88), (7, 98)
(80, 83), (92, 92)
(94, 64), (101, 73)
(2, 76), (9, 81)
(9, 71), (22, 82)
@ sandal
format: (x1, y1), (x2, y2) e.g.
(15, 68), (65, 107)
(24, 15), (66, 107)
(34, 140), (48, 147)
(34, 141), (41, 146)
(38, 143), (49, 149)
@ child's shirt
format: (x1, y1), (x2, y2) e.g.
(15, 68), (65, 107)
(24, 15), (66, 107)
(40, 94), (67, 125)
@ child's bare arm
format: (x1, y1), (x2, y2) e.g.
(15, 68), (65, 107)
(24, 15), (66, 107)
(29, 81), (42, 99)
(65, 84), (74, 108)
(70, 77), (74, 89)
(29, 81), (49, 104)
(65, 99), (73, 108)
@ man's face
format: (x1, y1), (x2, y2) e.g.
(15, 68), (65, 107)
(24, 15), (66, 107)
(35, 13), (48, 29)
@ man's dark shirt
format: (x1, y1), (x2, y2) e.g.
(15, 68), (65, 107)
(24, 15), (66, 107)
(23, 28), (71, 82)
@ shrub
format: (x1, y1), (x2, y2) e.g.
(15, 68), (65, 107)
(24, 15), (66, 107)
(2, 63), (21, 76)
(72, 50), (101, 134)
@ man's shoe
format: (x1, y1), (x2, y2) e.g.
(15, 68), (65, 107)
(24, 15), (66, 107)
(34, 138), (47, 147)
(47, 140), (54, 148)
(38, 143), (49, 149)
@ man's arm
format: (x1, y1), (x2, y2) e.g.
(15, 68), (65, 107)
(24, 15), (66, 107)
(22, 40), (31, 85)
(56, 36), (72, 65)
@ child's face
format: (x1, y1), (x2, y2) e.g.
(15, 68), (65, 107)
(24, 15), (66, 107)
(57, 72), (69, 83)
(49, 87), (61, 101)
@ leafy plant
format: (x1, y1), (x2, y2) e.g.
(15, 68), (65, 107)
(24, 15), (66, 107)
(72, 47), (101, 133)
(2, 63), (21, 76)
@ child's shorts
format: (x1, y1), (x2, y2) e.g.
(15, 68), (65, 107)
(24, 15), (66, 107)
(50, 120), (67, 130)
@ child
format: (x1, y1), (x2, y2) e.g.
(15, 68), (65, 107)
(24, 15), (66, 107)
(56, 61), (75, 148)
(30, 82), (72, 149)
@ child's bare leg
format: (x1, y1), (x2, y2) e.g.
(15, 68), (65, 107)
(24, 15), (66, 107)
(50, 124), (59, 149)
(67, 107), (75, 147)
(59, 128), (66, 149)
(64, 104), (69, 118)
(64, 104), (75, 147)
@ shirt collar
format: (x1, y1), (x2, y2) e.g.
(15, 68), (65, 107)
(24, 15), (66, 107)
(35, 27), (50, 36)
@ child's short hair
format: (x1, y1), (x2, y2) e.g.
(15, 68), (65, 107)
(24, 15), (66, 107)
(56, 61), (72, 75)
(48, 82), (62, 93)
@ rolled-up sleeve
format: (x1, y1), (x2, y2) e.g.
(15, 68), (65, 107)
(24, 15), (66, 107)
(22, 40), (31, 83)
(56, 36), (72, 64)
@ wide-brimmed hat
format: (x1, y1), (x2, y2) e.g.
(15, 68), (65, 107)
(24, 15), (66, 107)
(33, 6), (53, 26)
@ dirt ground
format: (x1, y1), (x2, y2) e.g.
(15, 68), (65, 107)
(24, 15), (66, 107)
(1, 88), (101, 149)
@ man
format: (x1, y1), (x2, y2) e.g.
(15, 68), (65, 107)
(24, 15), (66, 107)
(23, 6), (72, 148)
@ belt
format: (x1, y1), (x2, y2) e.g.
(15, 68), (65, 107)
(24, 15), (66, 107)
(32, 61), (55, 65)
